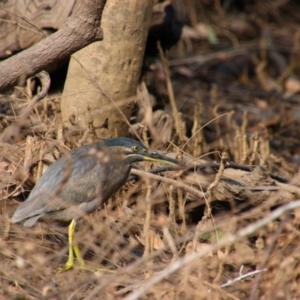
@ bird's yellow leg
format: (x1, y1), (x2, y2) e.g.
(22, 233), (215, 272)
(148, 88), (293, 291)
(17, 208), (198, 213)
(72, 226), (115, 273)
(56, 219), (115, 273)
(56, 219), (76, 273)
(73, 241), (85, 268)
(73, 240), (115, 273)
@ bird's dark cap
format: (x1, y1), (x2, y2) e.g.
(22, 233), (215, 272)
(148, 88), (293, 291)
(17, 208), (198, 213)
(102, 137), (146, 148)
(102, 137), (180, 166)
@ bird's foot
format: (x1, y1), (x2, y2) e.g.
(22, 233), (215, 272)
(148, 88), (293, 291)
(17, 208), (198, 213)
(56, 261), (74, 273)
(85, 266), (116, 274)
(77, 262), (116, 273)
(56, 262), (115, 274)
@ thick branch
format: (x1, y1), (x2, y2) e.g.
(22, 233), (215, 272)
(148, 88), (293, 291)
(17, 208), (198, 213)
(0, 0), (106, 92)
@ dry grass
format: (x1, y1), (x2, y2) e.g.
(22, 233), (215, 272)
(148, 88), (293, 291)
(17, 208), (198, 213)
(1, 79), (300, 299)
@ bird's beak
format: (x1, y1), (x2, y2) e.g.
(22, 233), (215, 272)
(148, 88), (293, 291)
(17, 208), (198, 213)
(144, 150), (180, 166)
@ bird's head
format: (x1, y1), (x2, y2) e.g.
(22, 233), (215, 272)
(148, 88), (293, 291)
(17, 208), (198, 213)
(101, 137), (179, 166)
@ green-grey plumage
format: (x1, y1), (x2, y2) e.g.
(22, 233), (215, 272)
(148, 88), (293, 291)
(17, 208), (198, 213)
(11, 137), (178, 227)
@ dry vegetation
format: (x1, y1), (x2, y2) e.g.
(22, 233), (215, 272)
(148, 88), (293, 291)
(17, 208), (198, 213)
(1, 1), (300, 299)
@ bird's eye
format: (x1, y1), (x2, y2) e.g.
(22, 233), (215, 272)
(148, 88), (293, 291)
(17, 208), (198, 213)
(132, 146), (139, 152)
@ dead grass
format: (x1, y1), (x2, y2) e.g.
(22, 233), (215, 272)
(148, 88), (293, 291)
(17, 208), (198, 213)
(1, 81), (300, 299)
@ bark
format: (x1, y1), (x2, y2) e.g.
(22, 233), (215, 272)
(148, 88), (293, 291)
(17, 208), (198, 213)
(61, 0), (154, 142)
(0, 0), (106, 92)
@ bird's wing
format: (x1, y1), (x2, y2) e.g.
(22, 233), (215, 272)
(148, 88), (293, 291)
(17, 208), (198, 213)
(11, 146), (101, 223)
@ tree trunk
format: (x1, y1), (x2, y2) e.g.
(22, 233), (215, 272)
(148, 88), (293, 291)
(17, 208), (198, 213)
(61, 0), (154, 144)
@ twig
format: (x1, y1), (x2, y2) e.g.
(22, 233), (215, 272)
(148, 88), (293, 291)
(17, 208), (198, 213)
(143, 179), (152, 257)
(158, 42), (187, 142)
(177, 188), (186, 234)
(130, 169), (207, 200)
(203, 281), (239, 300)
(220, 268), (267, 288)
(167, 43), (257, 67)
(181, 110), (231, 153)
(0, 8), (46, 38)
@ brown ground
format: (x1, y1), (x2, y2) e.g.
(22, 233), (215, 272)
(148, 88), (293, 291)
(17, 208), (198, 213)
(2, 1), (300, 299)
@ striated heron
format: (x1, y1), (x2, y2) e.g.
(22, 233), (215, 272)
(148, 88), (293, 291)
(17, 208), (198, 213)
(11, 137), (179, 272)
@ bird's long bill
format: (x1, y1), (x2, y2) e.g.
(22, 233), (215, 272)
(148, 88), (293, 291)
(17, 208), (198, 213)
(144, 150), (180, 166)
